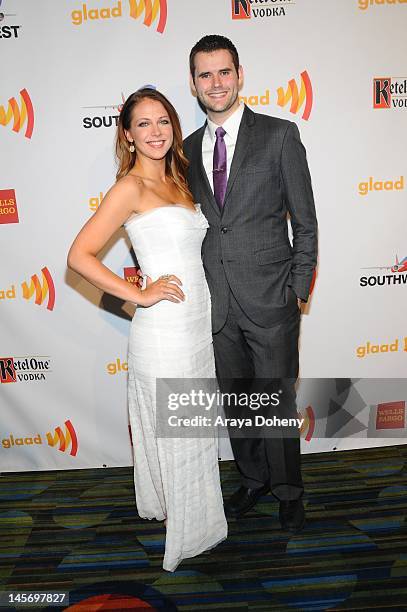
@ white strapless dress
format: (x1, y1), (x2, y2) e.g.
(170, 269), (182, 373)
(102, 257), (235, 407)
(124, 203), (227, 572)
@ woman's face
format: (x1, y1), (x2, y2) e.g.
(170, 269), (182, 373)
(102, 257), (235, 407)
(125, 98), (173, 161)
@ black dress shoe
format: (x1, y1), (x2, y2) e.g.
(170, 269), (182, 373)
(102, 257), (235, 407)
(224, 484), (270, 517)
(279, 499), (305, 532)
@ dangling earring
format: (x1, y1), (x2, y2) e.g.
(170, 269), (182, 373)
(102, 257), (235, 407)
(129, 142), (135, 153)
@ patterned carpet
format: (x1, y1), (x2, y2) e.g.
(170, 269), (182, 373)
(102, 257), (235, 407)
(1, 445), (406, 611)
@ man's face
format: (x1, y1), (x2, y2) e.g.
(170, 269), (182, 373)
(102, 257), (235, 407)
(191, 49), (243, 118)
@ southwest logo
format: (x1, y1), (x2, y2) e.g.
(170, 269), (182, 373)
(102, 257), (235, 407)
(391, 255), (407, 273)
(277, 71), (313, 120)
(0, 0), (21, 38)
(360, 254), (407, 287)
(0, 88), (34, 139)
(21, 266), (55, 311)
(46, 420), (78, 457)
(129, 0), (167, 33)
(0, 188), (19, 224)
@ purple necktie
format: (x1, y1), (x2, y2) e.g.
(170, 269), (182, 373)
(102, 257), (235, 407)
(213, 126), (227, 210)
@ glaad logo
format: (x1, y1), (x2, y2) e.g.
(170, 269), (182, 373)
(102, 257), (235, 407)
(231, 0), (292, 20)
(0, 89), (34, 138)
(46, 420), (78, 457)
(0, 267), (55, 310)
(240, 71), (313, 121)
(360, 254), (407, 287)
(1, 420), (78, 457)
(0, 188), (19, 224)
(358, 176), (404, 196)
(277, 71), (313, 120)
(0, 0), (21, 38)
(0, 356), (51, 383)
(356, 337), (407, 358)
(71, 0), (167, 33)
(107, 358), (128, 375)
(373, 77), (407, 109)
(89, 192), (104, 212)
(21, 267), (55, 310)
(298, 405), (315, 441)
(129, 0), (167, 34)
(359, 0), (407, 9)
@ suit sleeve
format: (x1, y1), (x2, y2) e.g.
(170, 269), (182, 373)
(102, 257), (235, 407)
(280, 121), (318, 302)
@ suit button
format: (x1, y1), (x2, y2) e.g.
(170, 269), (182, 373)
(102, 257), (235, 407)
(221, 227), (228, 234)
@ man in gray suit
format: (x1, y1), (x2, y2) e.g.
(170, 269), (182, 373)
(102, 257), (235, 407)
(183, 35), (317, 531)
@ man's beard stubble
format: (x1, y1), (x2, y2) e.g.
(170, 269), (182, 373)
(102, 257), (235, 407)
(197, 90), (239, 116)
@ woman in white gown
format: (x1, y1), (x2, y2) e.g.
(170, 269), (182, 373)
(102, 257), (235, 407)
(67, 88), (227, 571)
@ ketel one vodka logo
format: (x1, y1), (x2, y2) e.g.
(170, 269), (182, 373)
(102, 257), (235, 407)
(373, 77), (407, 110)
(0, 356), (51, 383)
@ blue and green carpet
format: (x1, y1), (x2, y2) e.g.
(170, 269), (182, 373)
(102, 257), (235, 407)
(1, 444), (406, 610)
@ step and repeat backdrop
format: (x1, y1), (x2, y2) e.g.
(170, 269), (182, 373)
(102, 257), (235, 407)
(1, 0), (406, 471)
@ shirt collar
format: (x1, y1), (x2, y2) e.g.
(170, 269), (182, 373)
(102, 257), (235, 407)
(206, 102), (245, 144)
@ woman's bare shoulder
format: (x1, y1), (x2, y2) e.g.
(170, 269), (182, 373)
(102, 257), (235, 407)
(112, 173), (144, 197)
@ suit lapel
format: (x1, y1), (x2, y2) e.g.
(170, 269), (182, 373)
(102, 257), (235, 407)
(223, 106), (255, 212)
(192, 123), (220, 217)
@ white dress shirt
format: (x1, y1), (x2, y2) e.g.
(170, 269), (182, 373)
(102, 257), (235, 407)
(202, 103), (245, 191)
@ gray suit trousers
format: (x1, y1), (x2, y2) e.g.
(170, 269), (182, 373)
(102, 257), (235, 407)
(213, 289), (303, 501)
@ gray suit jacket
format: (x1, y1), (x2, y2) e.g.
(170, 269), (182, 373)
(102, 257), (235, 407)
(183, 105), (318, 333)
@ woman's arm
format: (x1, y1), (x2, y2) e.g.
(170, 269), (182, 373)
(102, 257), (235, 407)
(67, 178), (185, 306)
(67, 178), (143, 305)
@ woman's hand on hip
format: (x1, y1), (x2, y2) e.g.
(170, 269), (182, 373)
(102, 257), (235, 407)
(138, 275), (185, 307)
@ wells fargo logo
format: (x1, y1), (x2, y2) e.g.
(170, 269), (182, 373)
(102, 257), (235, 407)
(376, 401), (405, 430)
(46, 420), (78, 457)
(231, 0), (292, 19)
(1, 420), (78, 457)
(0, 188), (19, 224)
(71, 0), (167, 33)
(124, 266), (139, 284)
(359, 0), (407, 9)
(277, 71), (313, 120)
(358, 176), (404, 196)
(373, 77), (407, 110)
(298, 405), (315, 441)
(0, 89), (34, 139)
(356, 337), (407, 358)
(21, 266), (55, 311)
